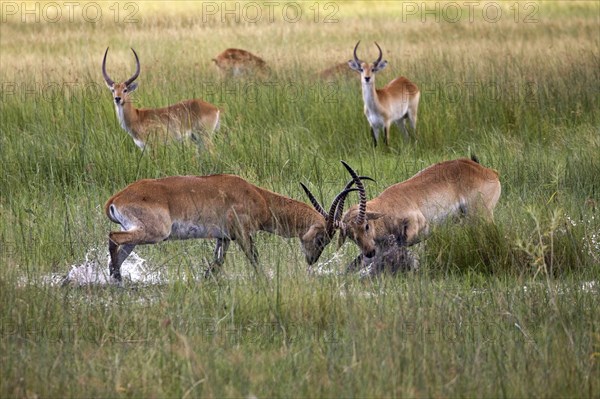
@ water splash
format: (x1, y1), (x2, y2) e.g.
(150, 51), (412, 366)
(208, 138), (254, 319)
(310, 252), (345, 276)
(60, 246), (165, 286)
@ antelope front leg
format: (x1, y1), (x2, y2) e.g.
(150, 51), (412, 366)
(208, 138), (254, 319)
(370, 127), (378, 147)
(226, 211), (260, 270)
(384, 125), (390, 146)
(237, 235), (259, 271)
(403, 214), (429, 246)
(214, 237), (231, 265)
(205, 238), (231, 278)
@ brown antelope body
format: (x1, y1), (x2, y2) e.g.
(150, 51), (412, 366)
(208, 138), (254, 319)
(348, 41), (420, 146)
(105, 174), (355, 280)
(212, 48), (269, 78)
(102, 48), (221, 150)
(318, 62), (354, 81)
(337, 157), (501, 260)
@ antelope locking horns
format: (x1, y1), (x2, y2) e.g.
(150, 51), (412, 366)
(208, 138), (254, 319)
(300, 182), (357, 236)
(340, 161), (367, 225)
(333, 175), (376, 222)
(326, 188), (359, 237)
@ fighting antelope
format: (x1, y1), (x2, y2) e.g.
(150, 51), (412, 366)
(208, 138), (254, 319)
(102, 47), (221, 150)
(337, 157), (501, 260)
(348, 41), (420, 146)
(105, 174), (356, 281)
(212, 48), (269, 78)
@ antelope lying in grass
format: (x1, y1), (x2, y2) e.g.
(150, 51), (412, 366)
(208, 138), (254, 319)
(212, 48), (269, 78)
(318, 61), (354, 81)
(348, 41), (420, 146)
(102, 47), (221, 150)
(105, 174), (355, 281)
(337, 157), (501, 266)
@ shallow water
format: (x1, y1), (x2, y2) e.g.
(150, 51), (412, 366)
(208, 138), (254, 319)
(22, 246), (600, 296)
(58, 247), (165, 287)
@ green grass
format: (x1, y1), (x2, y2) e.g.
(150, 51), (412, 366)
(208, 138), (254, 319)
(1, 1), (599, 397)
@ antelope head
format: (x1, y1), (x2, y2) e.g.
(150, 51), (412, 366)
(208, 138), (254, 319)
(102, 47), (140, 107)
(300, 184), (359, 265)
(301, 170), (377, 263)
(337, 161), (384, 258)
(348, 41), (388, 85)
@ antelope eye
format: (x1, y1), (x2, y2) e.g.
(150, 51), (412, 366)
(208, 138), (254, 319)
(365, 223), (370, 232)
(123, 88), (128, 93)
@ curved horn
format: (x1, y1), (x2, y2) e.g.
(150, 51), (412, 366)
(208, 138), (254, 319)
(334, 175), (376, 221)
(374, 42), (383, 66)
(326, 188), (359, 236)
(343, 176), (375, 191)
(341, 161), (367, 225)
(332, 189), (350, 226)
(124, 48), (141, 86)
(102, 47), (114, 86)
(300, 182), (327, 217)
(353, 41), (362, 64)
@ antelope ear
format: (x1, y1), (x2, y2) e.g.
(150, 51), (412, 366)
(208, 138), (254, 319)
(348, 59), (362, 72)
(301, 225), (317, 242)
(366, 211), (384, 220)
(127, 82), (138, 92)
(372, 60), (388, 72)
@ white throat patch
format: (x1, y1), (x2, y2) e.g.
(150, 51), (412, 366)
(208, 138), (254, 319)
(115, 104), (131, 134)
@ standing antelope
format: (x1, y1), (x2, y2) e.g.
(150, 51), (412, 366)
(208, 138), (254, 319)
(102, 47), (221, 150)
(105, 174), (356, 281)
(212, 48), (269, 78)
(348, 41), (420, 146)
(336, 157), (501, 261)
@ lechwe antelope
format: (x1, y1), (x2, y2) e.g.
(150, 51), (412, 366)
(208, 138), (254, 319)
(348, 41), (420, 146)
(102, 47), (221, 150)
(336, 157), (501, 260)
(105, 174), (356, 281)
(318, 61), (354, 82)
(212, 48), (269, 78)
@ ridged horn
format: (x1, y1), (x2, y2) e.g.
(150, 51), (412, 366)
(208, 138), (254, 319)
(353, 41), (362, 64)
(374, 42), (383, 66)
(124, 48), (141, 86)
(326, 188), (359, 236)
(300, 182), (327, 217)
(341, 161), (367, 225)
(333, 175), (375, 222)
(102, 47), (114, 86)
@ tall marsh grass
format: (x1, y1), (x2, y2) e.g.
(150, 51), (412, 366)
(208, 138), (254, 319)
(1, 1), (599, 397)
